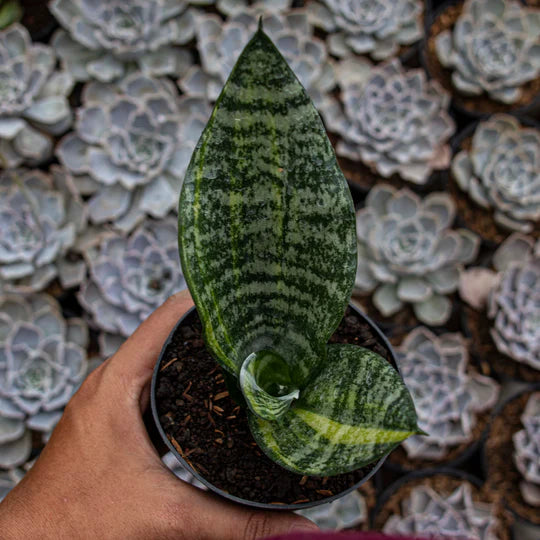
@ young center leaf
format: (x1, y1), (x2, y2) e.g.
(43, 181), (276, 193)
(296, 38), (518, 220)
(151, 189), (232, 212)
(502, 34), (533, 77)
(178, 25), (421, 475)
(249, 345), (422, 476)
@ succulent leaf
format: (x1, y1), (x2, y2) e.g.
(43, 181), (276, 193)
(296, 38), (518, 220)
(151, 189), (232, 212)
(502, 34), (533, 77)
(179, 28), (418, 475)
(249, 345), (421, 476)
(179, 28), (356, 379)
(49, 0), (199, 82)
(333, 58), (454, 185)
(354, 184), (480, 325)
(308, 0), (424, 61)
(451, 115), (540, 233)
(513, 392), (540, 507)
(397, 328), (499, 460)
(434, 0), (540, 104)
(383, 483), (501, 538)
(0, 24), (73, 167)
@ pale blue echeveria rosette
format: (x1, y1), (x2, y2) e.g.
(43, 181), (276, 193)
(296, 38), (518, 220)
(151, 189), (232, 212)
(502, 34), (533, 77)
(0, 24), (73, 168)
(78, 217), (187, 358)
(434, 0), (540, 105)
(0, 294), (88, 468)
(0, 168), (87, 298)
(307, 0), (424, 61)
(354, 184), (480, 325)
(49, 0), (202, 82)
(452, 115), (540, 234)
(56, 74), (211, 232)
(330, 58), (455, 185)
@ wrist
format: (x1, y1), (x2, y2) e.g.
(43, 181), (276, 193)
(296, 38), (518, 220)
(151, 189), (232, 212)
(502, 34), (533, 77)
(0, 486), (62, 539)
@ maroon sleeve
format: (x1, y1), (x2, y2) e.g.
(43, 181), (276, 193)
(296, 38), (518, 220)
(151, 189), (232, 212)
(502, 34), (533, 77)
(264, 532), (424, 540)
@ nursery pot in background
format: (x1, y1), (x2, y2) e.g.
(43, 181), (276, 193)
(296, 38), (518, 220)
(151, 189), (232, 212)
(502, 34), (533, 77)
(151, 303), (401, 511)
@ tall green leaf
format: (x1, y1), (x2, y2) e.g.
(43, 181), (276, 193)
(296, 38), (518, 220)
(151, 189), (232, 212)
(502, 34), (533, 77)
(179, 27), (356, 392)
(178, 25), (421, 475)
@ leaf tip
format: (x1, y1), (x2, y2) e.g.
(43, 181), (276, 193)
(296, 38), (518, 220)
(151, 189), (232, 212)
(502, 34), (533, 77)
(257, 15), (263, 32)
(416, 428), (429, 437)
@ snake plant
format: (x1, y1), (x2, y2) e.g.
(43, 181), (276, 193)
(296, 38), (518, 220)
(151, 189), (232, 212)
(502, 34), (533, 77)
(178, 24), (421, 476)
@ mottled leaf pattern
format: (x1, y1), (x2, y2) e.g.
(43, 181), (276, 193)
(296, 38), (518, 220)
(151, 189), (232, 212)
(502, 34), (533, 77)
(179, 27), (419, 475)
(179, 27), (356, 386)
(249, 345), (421, 475)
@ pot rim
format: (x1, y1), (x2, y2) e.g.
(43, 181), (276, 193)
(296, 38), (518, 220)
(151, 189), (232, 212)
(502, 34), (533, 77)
(150, 302), (399, 510)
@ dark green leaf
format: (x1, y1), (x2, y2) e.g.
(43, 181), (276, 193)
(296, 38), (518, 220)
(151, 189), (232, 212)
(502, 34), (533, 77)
(0, 1), (22, 29)
(178, 28), (356, 400)
(248, 345), (422, 476)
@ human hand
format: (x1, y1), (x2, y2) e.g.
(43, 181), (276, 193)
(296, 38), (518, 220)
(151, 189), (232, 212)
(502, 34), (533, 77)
(0, 290), (319, 539)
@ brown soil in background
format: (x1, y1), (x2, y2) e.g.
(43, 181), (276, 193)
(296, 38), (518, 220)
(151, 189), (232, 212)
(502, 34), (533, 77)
(465, 306), (540, 383)
(373, 473), (513, 538)
(484, 389), (540, 525)
(425, 2), (540, 115)
(155, 307), (396, 505)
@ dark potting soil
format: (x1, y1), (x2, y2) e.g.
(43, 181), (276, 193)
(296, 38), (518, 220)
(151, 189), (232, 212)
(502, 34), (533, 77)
(155, 306), (394, 505)
(485, 389), (540, 525)
(373, 474), (513, 538)
(424, 2), (540, 116)
(465, 306), (540, 383)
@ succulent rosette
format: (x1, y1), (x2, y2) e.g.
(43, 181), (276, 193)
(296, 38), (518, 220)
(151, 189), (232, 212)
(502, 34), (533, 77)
(0, 24), (73, 168)
(49, 0), (198, 82)
(488, 247), (540, 371)
(513, 392), (540, 506)
(57, 74), (211, 232)
(452, 115), (540, 233)
(333, 58), (455, 184)
(435, 0), (540, 104)
(397, 327), (499, 460)
(383, 483), (500, 538)
(78, 217), (187, 357)
(0, 168), (87, 298)
(355, 184), (480, 325)
(0, 294), (88, 468)
(307, 0), (424, 60)
(179, 4), (337, 124)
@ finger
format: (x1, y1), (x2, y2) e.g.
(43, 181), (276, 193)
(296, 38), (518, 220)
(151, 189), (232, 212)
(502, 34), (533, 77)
(108, 290), (194, 388)
(173, 485), (319, 539)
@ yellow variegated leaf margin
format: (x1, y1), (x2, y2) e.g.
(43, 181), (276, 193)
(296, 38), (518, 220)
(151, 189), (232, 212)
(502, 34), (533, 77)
(178, 26), (356, 394)
(248, 345), (422, 476)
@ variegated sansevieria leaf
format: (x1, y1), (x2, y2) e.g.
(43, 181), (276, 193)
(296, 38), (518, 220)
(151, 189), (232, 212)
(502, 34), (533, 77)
(178, 24), (420, 475)
(248, 345), (422, 476)
(179, 26), (356, 410)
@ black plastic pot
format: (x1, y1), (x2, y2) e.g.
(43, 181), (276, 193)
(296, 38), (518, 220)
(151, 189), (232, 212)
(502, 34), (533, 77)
(151, 302), (400, 510)
(421, 0), (540, 120)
